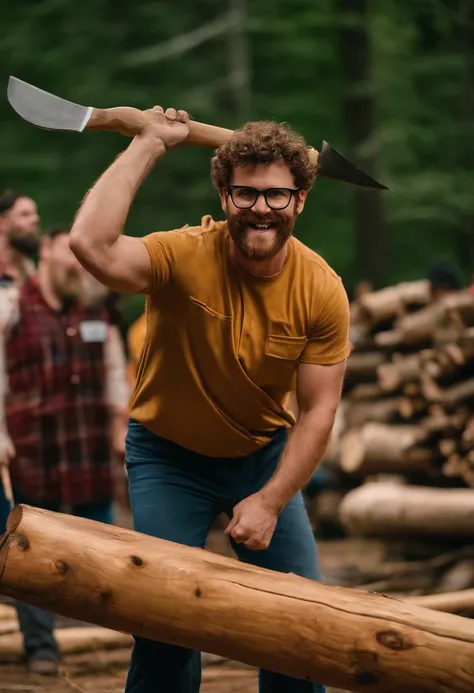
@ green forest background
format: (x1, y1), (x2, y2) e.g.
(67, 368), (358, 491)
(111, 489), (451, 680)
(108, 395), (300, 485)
(1, 0), (473, 325)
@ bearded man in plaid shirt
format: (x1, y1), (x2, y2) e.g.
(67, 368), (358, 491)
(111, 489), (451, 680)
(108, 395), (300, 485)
(0, 225), (129, 675)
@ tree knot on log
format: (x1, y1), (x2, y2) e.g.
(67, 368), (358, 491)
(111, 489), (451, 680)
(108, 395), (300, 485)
(53, 560), (69, 576)
(12, 533), (29, 552)
(376, 630), (415, 651)
(98, 591), (114, 608)
(348, 650), (379, 685)
(130, 555), (144, 568)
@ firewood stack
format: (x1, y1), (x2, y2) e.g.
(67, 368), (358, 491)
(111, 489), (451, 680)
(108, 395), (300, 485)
(312, 281), (474, 556)
(337, 281), (474, 485)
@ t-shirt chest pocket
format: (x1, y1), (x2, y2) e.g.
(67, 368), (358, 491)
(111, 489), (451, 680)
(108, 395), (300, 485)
(258, 334), (308, 387)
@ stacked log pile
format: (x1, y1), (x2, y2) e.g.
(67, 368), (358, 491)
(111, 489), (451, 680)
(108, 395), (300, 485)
(340, 283), (474, 485)
(311, 281), (474, 601)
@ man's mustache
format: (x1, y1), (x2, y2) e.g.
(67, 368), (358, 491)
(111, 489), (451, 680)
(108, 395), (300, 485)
(237, 212), (281, 227)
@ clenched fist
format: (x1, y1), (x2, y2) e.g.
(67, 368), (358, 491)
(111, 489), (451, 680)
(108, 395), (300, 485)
(225, 493), (279, 551)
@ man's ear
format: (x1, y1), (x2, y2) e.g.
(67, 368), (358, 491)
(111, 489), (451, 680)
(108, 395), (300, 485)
(295, 190), (308, 215)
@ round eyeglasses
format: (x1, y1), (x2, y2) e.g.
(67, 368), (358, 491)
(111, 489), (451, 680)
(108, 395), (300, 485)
(227, 186), (299, 210)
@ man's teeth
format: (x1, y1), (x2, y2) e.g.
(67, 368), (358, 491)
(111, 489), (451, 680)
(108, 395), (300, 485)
(252, 224), (270, 229)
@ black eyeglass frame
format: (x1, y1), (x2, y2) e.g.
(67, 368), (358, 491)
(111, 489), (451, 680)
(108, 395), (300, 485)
(227, 185), (300, 210)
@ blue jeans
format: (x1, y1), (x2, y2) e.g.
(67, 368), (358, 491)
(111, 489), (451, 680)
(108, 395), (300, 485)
(125, 419), (324, 693)
(0, 485), (113, 662)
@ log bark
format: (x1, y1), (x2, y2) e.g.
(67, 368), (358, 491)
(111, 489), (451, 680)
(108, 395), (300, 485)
(340, 482), (474, 537)
(344, 397), (401, 428)
(358, 280), (430, 324)
(347, 382), (384, 401)
(2, 505), (474, 693)
(346, 351), (387, 381)
(375, 292), (474, 347)
(0, 625), (132, 662)
(339, 423), (431, 475)
(377, 351), (434, 392)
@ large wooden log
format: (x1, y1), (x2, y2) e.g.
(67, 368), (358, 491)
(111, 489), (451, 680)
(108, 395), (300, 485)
(340, 481), (474, 537)
(339, 423), (432, 475)
(345, 351), (387, 383)
(1, 506), (474, 692)
(377, 351), (434, 392)
(358, 280), (430, 324)
(406, 589), (474, 615)
(344, 397), (401, 428)
(375, 292), (474, 348)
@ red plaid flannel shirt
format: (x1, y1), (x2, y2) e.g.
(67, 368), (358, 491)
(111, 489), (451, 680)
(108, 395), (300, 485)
(5, 278), (113, 506)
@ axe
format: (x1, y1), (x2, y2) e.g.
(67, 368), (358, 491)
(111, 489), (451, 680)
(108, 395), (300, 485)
(7, 76), (388, 190)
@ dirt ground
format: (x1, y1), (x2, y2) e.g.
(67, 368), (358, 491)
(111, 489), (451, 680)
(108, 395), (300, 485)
(0, 651), (348, 692)
(0, 649), (260, 693)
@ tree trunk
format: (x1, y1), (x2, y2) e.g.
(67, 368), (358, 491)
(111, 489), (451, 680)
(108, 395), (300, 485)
(340, 481), (474, 537)
(337, 0), (388, 289)
(2, 505), (474, 692)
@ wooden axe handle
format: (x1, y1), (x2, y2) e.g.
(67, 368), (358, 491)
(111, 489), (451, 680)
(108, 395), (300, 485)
(86, 107), (320, 164)
(0, 465), (14, 509)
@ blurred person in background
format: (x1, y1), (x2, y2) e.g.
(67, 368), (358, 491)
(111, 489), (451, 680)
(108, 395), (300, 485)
(0, 190), (40, 283)
(426, 258), (462, 302)
(0, 226), (129, 675)
(0, 189), (42, 529)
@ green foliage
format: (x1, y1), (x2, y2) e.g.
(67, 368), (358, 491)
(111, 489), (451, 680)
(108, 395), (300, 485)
(1, 0), (472, 321)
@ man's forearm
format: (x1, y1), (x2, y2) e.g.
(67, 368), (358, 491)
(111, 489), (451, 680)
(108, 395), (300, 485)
(70, 136), (166, 254)
(260, 408), (336, 512)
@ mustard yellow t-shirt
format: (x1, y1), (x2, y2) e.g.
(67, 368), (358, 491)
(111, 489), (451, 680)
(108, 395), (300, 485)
(127, 312), (147, 386)
(128, 215), (351, 457)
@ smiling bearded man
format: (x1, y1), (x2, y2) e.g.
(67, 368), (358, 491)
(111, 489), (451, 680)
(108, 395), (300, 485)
(69, 107), (351, 693)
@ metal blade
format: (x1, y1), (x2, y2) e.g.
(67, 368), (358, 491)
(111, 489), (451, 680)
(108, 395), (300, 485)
(7, 76), (92, 133)
(318, 140), (388, 190)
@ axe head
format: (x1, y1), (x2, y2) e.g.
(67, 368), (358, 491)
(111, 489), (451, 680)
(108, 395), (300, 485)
(318, 140), (388, 190)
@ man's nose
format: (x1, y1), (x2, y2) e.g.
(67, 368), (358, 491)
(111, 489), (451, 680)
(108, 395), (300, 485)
(252, 193), (271, 214)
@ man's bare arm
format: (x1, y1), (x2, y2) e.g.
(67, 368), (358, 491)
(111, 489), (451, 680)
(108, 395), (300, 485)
(260, 359), (346, 512)
(69, 107), (190, 294)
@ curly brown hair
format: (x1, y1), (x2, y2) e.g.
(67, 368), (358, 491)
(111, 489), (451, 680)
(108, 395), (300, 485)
(210, 121), (318, 192)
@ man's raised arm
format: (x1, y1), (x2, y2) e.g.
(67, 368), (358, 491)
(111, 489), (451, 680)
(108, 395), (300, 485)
(69, 106), (190, 294)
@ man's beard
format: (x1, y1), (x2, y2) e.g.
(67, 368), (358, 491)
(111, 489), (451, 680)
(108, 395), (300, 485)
(8, 231), (40, 259)
(227, 208), (295, 261)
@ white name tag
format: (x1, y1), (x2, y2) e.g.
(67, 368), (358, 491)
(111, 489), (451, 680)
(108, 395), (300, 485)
(79, 320), (107, 343)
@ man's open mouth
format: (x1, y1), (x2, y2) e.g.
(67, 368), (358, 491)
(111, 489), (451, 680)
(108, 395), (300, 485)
(248, 223), (274, 231)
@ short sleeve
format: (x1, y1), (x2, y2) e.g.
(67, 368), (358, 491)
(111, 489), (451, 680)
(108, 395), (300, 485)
(140, 232), (175, 294)
(301, 275), (352, 365)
